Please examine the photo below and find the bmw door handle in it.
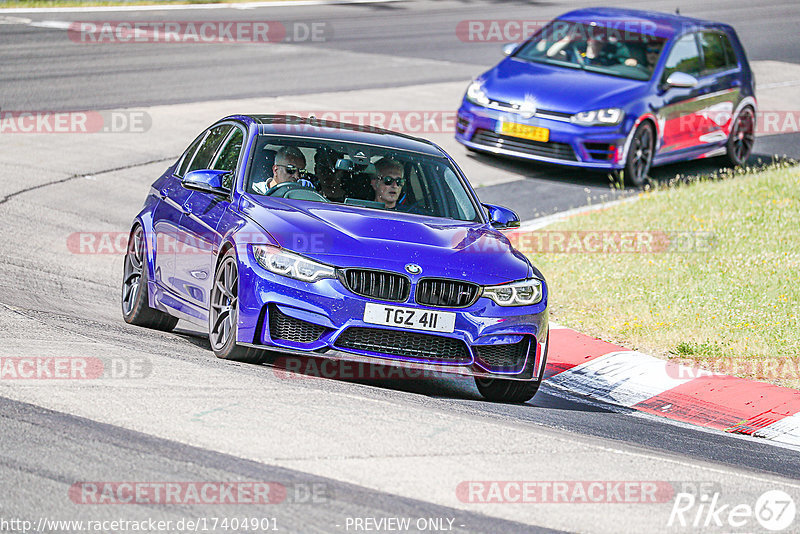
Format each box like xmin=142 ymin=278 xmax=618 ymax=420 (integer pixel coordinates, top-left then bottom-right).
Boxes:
xmin=159 ymin=187 xmax=169 ymax=199
xmin=182 ymin=204 xmax=192 ymax=215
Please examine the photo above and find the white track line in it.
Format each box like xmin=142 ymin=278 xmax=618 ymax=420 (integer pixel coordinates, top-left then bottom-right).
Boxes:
xmin=760 ymin=79 xmax=800 ymax=90
xmin=0 ymin=0 xmax=402 ymax=14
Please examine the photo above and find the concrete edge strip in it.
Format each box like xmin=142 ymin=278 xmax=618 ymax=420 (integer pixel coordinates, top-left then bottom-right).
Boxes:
xmin=522 ymin=201 xmax=800 ymax=447
xmin=0 ymin=0 xmax=402 ymax=14
xmin=544 ymin=328 xmax=800 ymax=447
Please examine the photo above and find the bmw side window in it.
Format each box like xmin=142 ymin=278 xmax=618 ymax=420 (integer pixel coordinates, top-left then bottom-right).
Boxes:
xmin=699 ymin=32 xmax=729 ymax=74
xmin=176 ymin=134 xmax=204 ymax=178
xmin=662 ymin=33 xmax=701 ymax=82
xmin=187 ymin=124 xmax=233 ymax=174
xmin=406 ymin=164 xmax=429 ymax=210
xmin=428 ymin=164 xmax=457 ymax=219
xmin=211 ymin=127 xmax=245 ymax=190
xmin=442 ymin=168 xmax=474 ymax=220
xmin=415 ymin=162 xmax=439 ymax=216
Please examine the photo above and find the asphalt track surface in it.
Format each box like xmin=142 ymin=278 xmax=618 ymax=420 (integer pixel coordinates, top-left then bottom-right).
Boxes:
xmin=3 ymin=0 xmax=800 ymax=108
xmin=2 ymin=1 xmax=800 ymax=533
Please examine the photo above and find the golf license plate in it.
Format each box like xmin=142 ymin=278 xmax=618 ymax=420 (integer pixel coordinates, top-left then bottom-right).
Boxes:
xmin=500 ymin=121 xmax=549 ymax=142
xmin=363 ymin=303 xmax=455 ymax=333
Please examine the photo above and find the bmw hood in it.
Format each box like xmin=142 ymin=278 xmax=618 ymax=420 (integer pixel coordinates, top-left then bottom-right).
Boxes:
xmin=477 ymin=58 xmax=648 ymax=114
xmin=240 ymin=196 xmax=532 ymax=285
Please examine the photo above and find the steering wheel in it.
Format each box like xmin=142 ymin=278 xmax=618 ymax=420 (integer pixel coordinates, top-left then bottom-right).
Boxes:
xmin=263 ymin=181 xmax=314 ymax=197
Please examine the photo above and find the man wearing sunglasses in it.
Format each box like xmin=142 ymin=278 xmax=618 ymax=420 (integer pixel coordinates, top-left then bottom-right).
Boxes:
xmin=253 ymin=146 xmax=314 ymax=194
xmin=370 ymin=157 xmax=406 ymax=210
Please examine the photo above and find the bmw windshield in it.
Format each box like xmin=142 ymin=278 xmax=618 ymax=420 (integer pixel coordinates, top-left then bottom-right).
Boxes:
xmin=247 ymin=134 xmax=482 ymax=223
xmin=514 ymin=20 xmax=667 ymax=81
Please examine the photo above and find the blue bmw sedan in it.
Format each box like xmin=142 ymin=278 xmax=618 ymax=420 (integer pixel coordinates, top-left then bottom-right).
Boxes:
xmin=455 ymin=8 xmax=757 ymax=186
xmin=122 ymin=115 xmax=549 ymax=403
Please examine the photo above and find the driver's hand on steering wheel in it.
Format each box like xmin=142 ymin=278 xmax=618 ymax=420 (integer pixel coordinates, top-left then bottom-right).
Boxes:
xmin=252 ymin=180 xmax=270 ymax=195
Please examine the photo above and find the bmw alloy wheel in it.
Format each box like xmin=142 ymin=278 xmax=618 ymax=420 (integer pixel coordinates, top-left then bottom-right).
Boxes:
xmin=210 ymin=255 xmax=239 ymax=352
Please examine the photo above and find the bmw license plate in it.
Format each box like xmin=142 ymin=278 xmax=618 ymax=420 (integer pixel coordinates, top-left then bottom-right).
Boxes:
xmin=500 ymin=121 xmax=549 ymax=142
xmin=363 ymin=303 xmax=456 ymax=333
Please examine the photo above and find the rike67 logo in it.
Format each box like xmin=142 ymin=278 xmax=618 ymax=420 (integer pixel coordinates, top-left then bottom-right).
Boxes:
xmin=668 ymin=487 xmax=796 ymax=531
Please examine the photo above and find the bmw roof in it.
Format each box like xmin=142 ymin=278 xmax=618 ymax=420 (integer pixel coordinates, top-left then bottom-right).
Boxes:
xmin=226 ymin=114 xmax=447 ymax=157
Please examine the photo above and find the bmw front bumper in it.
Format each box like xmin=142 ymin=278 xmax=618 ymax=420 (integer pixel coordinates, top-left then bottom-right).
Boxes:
xmin=236 ymin=246 xmax=549 ymax=382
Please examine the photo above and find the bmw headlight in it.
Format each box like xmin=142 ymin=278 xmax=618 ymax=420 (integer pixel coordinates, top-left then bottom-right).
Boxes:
xmin=483 ymin=279 xmax=543 ymax=306
xmin=252 ymin=245 xmax=336 ymax=282
xmin=570 ymin=108 xmax=624 ymax=126
xmin=465 ymin=80 xmax=490 ymax=106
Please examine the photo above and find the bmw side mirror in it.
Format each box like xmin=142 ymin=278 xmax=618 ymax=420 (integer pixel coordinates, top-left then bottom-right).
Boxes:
xmin=483 ymin=203 xmax=520 ymax=229
xmin=182 ymin=169 xmax=230 ymax=196
xmin=665 ymin=72 xmax=699 ymax=89
xmin=502 ymin=43 xmax=519 ymax=56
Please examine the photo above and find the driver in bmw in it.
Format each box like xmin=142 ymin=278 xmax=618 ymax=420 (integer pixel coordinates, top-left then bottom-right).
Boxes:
xmin=253 ymin=146 xmax=315 ymax=194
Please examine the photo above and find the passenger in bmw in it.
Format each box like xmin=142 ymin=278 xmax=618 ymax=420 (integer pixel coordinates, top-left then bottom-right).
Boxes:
xmin=253 ymin=146 xmax=315 ymax=194
xmin=312 ymin=146 xmax=347 ymax=202
xmin=370 ymin=157 xmax=406 ymax=209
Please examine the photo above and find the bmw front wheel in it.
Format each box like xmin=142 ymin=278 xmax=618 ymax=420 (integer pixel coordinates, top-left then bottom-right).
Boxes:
xmin=474 ymin=333 xmax=548 ymax=403
xmin=474 ymin=377 xmax=541 ymax=404
xmin=208 ymin=249 xmax=265 ymax=364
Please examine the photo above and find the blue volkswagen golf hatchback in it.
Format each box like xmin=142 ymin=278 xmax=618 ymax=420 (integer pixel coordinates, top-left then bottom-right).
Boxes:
xmin=455 ymin=8 xmax=756 ymax=186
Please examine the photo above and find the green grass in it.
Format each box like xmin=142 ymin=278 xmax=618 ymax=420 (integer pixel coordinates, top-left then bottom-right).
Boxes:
xmin=527 ymin=163 xmax=800 ymax=387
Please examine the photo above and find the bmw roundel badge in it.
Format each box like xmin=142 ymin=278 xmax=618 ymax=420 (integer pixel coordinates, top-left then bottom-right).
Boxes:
xmin=405 ymin=263 xmax=422 ymax=275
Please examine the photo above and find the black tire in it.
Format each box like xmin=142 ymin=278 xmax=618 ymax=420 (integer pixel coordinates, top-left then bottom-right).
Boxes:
xmin=474 ymin=333 xmax=549 ymax=404
xmin=121 ymin=226 xmax=179 ymax=332
xmin=624 ymin=121 xmax=655 ymax=188
xmin=208 ymin=249 xmax=266 ymax=364
xmin=475 ymin=376 xmax=541 ymax=404
xmin=723 ymin=107 xmax=755 ymax=167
